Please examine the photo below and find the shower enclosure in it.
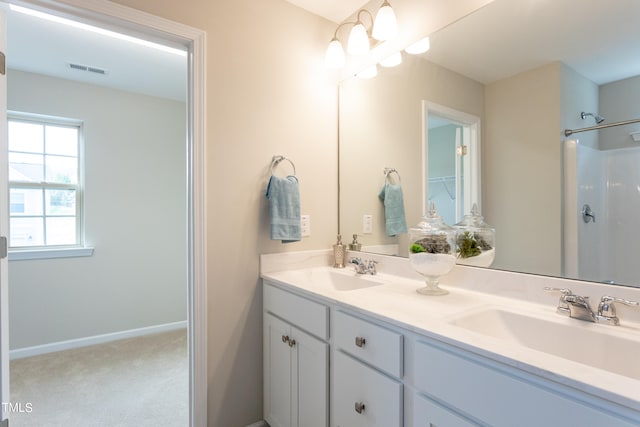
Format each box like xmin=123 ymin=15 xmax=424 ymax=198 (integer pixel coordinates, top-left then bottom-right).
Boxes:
xmin=564 ymin=139 xmax=640 ymax=286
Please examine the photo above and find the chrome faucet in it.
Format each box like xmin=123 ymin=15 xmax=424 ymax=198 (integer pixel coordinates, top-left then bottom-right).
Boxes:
xmin=564 ymin=294 xmax=596 ymax=322
xmin=545 ymin=287 xmax=640 ymax=325
xmin=544 ymin=287 xmax=572 ymax=316
xmin=349 ymin=257 xmax=377 ymax=275
xmin=596 ymin=296 xmax=640 ymax=326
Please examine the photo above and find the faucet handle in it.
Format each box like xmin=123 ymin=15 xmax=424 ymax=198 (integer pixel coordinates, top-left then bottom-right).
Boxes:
xmin=544 ymin=287 xmax=573 ymax=315
xmin=596 ymin=296 xmax=640 ymax=326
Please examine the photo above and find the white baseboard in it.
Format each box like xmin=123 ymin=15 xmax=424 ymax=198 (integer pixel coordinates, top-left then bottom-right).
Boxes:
xmin=246 ymin=421 xmax=268 ymax=427
xmin=10 ymin=320 xmax=188 ymax=360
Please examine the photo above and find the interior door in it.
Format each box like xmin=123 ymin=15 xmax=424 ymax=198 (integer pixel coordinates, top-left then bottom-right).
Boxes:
xmin=0 ymin=5 xmax=10 ymax=424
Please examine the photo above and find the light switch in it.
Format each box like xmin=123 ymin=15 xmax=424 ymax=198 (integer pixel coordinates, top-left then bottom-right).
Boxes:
xmin=301 ymin=215 xmax=311 ymax=237
xmin=363 ymin=214 xmax=373 ymax=234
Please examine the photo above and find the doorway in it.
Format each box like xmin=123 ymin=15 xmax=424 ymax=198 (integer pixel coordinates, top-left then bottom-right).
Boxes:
xmin=0 ymin=1 xmax=206 ymax=425
xmin=423 ymin=101 xmax=481 ymax=225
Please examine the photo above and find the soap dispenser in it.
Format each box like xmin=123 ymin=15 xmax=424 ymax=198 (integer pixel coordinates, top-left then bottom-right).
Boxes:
xmin=348 ymin=234 xmax=362 ymax=252
xmin=333 ymin=234 xmax=346 ymax=268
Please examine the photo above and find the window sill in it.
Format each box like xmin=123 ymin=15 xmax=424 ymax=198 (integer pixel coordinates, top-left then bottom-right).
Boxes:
xmin=9 ymin=247 xmax=95 ymax=261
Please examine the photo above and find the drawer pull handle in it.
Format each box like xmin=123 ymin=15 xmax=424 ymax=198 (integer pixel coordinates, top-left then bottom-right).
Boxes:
xmin=355 ymin=336 xmax=366 ymax=348
xmin=354 ymin=401 xmax=365 ymax=414
xmin=282 ymin=335 xmax=290 ymax=344
xmin=288 ymin=338 xmax=296 ymax=348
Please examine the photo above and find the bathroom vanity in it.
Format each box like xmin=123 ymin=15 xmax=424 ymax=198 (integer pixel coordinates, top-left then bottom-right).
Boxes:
xmin=261 ymin=250 xmax=640 ymax=427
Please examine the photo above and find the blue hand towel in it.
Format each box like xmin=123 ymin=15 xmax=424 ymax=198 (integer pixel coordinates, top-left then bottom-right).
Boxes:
xmin=266 ymin=175 xmax=301 ymax=243
xmin=379 ymin=182 xmax=407 ymax=236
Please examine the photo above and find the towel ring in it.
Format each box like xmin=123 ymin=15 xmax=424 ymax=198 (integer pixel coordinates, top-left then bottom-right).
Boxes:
xmin=271 ymin=155 xmax=296 ymax=176
xmin=384 ymin=167 xmax=401 ymax=183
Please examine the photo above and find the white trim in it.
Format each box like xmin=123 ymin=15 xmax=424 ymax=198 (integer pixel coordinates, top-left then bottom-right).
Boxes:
xmin=423 ymin=101 xmax=482 ymax=219
xmin=10 ymin=320 xmax=187 ymax=360
xmin=4 ymin=1 xmax=208 ymax=426
xmin=9 ymin=247 xmax=94 ymax=260
xmin=0 ymin=7 xmax=11 ymax=419
xmin=246 ymin=422 xmax=269 ymax=427
xmin=187 ymin=21 xmax=208 ymax=427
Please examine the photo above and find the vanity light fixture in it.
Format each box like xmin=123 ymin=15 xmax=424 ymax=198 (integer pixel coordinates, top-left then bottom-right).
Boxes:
xmin=405 ymin=36 xmax=431 ymax=55
xmin=379 ymin=51 xmax=402 ymax=68
xmin=372 ymin=0 xmax=398 ymax=41
xmin=357 ymin=64 xmax=378 ymax=79
xmin=347 ymin=12 xmax=372 ymax=55
xmin=324 ymin=1 xmax=399 ymax=69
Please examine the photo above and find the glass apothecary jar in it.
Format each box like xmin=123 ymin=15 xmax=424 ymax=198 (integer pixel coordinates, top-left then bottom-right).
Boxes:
xmin=453 ymin=203 xmax=495 ymax=268
xmin=409 ymin=203 xmax=457 ymax=296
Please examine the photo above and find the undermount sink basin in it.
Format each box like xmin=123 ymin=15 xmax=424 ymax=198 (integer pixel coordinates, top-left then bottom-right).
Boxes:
xmin=274 ymin=268 xmax=386 ymax=292
xmin=320 ymin=269 xmax=385 ymax=291
xmin=449 ymin=308 xmax=640 ymax=380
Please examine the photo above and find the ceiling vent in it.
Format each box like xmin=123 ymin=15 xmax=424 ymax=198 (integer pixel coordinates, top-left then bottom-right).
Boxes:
xmin=67 ymin=62 xmax=108 ymax=75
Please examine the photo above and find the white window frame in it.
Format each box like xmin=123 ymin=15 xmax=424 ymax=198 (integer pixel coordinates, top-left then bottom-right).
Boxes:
xmin=7 ymin=111 xmax=92 ymax=259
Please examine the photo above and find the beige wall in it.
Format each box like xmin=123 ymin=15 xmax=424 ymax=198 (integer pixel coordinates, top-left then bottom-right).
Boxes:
xmin=600 ymin=75 xmax=640 ymax=149
xmin=105 ymin=0 xmax=337 ymax=425
xmin=340 ymin=54 xmax=484 ymax=254
xmin=7 ymin=70 xmax=187 ymax=350
xmin=484 ymin=62 xmax=563 ymax=276
xmin=483 ymin=62 xmax=598 ymax=277
xmin=560 ymin=64 xmax=599 ymax=150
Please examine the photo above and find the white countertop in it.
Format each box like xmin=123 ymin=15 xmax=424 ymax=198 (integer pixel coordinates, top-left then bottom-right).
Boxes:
xmin=260 ymin=250 xmax=640 ymax=414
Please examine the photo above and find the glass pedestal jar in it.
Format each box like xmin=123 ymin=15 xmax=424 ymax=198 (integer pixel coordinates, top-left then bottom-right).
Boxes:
xmin=409 ymin=203 xmax=456 ymax=296
xmin=453 ymin=204 xmax=496 ymax=268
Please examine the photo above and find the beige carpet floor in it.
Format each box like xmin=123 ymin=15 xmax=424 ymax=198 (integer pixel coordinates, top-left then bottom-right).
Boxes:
xmin=9 ymin=329 xmax=188 ymax=427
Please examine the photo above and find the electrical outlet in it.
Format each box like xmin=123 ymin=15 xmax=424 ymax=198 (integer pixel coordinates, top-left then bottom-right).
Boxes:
xmin=301 ymin=215 xmax=311 ymax=237
xmin=363 ymin=214 xmax=373 ymax=234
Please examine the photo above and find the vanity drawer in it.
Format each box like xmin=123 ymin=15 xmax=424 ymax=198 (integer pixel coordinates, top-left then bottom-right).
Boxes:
xmin=333 ymin=350 xmax=402 ymax=427
xmin=414 ymin=392 xmax=479 ymax=427
xmin=263 ymin=282 xmax=329 ymax=340
xmin=414 ymin=340 xmax=639 ymax=427
xmin=334 ymin=310 xmax=403 ymax=378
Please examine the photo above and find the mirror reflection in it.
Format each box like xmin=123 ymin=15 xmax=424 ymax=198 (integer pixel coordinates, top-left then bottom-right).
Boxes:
xmin=338 ymin=0 xmax=640 ymax=287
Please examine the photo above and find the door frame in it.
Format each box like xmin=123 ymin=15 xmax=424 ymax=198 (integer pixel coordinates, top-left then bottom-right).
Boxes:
xmin=0 ymin=5 xmax=9 ymax=423
xmin=422 ymin=101 xmax=481 ymax=221
xmin=1 ymin=1 xmax=207 ymax=425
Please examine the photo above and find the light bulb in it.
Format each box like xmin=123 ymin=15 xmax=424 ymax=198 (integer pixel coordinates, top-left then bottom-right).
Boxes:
xmin=324 ymin=38 xmax=346 ymax=69
xmin=372 ymin=1 xmax=398 ymax=41
xmin=347 ymin=23 xmax=370 ymax=55
xmin=379 ymin=52 xmax=402 ymax=67
xmin=357 ymin=65 xmax=378 ymax=79
xmin=405 ymin=36 xmax=431 ymax=55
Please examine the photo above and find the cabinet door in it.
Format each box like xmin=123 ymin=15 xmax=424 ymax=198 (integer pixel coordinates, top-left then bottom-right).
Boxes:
xmin=264 ymin=313 xmax=292 ymax=427
xmin=333 ymin=351 xmax=403 ymax=427
xmin=292 ymin=326 xmax=328 ymax=427
xmin=414 ymin=393 xmax=478 ymax=427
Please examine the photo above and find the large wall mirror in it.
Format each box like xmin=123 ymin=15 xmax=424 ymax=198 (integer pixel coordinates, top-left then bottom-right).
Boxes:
xmin=339 ymin=0 xmax=640 ymax=288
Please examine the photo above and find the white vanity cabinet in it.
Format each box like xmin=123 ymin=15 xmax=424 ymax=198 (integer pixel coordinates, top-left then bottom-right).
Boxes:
xmin=412 ymin=340 xmax=640 ymax=427
xmin=262 ymin=276 xmax=640 ymax=427
xmin=413 ymin=392 xmax=478 ymax=427
xmin=332 ymin=310 xmax=404 ymax=427
xmin=263 ymin=283 xmax=329 ymax=427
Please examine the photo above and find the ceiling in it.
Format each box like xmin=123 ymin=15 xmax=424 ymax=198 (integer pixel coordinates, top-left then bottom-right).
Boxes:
xmin=283 ymin=0 xmax=369 ymax=23
xmin=6 ymin=0 xmax=640 ymax=102
xmin=420 ymin=0 xmax=640 ymax=86
xmin=6 ymin=6 xmax=187 ymax=102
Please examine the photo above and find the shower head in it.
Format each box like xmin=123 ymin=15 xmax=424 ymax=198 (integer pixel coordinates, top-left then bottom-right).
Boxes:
xmin=581 ymin=111 xmax=605 ymax=124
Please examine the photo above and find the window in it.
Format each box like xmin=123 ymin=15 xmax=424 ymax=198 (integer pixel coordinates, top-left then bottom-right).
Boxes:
xmin=8 ymin=113 xmax=83 ymax=250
